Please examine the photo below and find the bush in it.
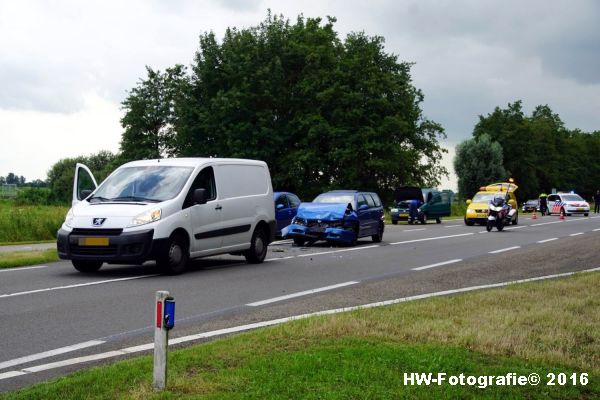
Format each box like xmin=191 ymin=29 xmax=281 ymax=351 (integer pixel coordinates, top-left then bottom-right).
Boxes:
xmin=15 ymin=188 xmax=54 ymax=205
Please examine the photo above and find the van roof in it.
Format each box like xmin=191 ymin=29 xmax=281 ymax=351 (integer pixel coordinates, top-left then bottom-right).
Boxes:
xmin=121 ymin=158 xmax=267 ymax=168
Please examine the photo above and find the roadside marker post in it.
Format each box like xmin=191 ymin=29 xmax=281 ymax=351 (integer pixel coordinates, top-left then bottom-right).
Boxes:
xmin=154 ymin=290 xmax=175 ymax=390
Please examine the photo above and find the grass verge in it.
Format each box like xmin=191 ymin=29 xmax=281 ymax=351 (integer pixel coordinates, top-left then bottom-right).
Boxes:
xmin=0 ymin=249 xmax=59 ymax=269
xmin=2 ymin=272 xmax=599 ymax=399
xmin=0 ymin=200 xmax=68 ymax=243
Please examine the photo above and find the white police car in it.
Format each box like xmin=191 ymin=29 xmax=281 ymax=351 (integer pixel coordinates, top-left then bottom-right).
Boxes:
xmin=546 ymin=193 xmax=590 ymax=216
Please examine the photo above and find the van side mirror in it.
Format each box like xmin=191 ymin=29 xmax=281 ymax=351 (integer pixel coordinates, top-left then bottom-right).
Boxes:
xmin=358 ymin=204 xmax=369 ymax=211
xmin=466 ymin=199 xmax=472 ymax=205
xmin=193 ymin=188 xmax=207 ymax=205
xmin=80 ymin=189 xmax=93 ymax=199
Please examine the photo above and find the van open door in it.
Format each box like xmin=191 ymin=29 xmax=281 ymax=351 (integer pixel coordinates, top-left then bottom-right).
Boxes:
xmin=72 ymin=163 xmax=98 ymax=206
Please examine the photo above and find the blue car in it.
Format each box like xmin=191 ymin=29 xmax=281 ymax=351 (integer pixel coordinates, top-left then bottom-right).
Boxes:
xmin=282 ymin=190 xmax=384 ymax=246
xmin=274 ymin=191 xmax=301 ymax=236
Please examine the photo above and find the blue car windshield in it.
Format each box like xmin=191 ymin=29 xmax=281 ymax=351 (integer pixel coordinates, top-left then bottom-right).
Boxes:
xmin=89 ymin=166 xmax=194 ymax=203
xmin=313 ymin=194 xmax=355 ymax=208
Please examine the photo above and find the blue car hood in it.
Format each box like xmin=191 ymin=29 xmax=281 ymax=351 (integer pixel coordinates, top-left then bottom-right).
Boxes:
xmin=296 ymin=202 xmax=352 ymax=220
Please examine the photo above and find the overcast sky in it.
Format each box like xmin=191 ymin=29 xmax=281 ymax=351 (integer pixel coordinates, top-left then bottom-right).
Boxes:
xmin=1 ymin=0 xmax=599 ymax=190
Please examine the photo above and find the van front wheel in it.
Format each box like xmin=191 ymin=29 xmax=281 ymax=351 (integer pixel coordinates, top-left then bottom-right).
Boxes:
xmin=245 ymin=227 xmax=268 ymax=264
xmin=158 ymin=234 xmax=188 ymax=275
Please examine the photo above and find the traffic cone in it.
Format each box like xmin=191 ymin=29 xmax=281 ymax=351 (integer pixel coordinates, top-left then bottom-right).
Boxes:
xmin=532 ymin=210 xmax=537 ymax=219
xmin=559 ymin=209 xmax=565 ymax=220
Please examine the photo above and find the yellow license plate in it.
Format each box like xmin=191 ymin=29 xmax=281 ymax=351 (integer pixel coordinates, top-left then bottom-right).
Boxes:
xmin=476 ymin=213 xmax=488 ymax=218
xmin=399 ymin=213 xmax=408 ymax=217
xmin=79 ymin=237 xmax=109 ymax=246
xmin=577 ymin=208 xmax=584 ymax=211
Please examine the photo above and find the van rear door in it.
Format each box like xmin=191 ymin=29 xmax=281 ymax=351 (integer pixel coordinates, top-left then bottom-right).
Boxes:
xmin=73 ymin=163 xmax=98 ymax=206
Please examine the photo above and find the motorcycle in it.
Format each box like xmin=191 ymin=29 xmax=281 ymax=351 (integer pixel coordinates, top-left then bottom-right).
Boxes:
xmin=486 ymin=196 xmax=516 ymax=232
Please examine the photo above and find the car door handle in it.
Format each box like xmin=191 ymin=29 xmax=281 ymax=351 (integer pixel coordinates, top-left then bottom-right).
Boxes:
xmin=215 ymin=205 xmax=222 ymax=210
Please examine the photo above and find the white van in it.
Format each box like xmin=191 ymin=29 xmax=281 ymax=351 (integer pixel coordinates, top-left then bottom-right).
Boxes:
xmin=57 ymin=158 xmax=277 ymax=274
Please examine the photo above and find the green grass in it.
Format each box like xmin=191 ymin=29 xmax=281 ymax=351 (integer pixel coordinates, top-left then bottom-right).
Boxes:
xmin=0 ymin=200 xmax=68 ymax=243
xmin=0 ymin=249 xmax=59 ymax=269
xmin=3 ymin=272 xmax=598 ymax=399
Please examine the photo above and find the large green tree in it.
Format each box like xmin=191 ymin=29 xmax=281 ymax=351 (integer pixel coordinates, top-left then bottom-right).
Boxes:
xmin=453 ymin=134 xmax=507 ymax=199
xmin=472 ymin=101 xmax=599 ymax=200
xmin=120 ymin=66 xmax=188 ymax=161
xmin=122 ymin=13 xmax=447 ymax=201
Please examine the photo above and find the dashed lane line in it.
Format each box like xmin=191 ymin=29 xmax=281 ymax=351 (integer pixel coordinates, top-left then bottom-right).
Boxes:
xmin=489 ymin=246 xmax=521 ymax=254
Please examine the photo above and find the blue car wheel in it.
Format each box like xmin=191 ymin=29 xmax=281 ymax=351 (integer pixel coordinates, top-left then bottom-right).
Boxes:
xmin=293 ymin=237 xmax=305 ymax=246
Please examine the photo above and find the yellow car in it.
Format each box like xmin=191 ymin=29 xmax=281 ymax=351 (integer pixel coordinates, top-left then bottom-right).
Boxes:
xmin=464 ymin=182 xmax=518 ymax=226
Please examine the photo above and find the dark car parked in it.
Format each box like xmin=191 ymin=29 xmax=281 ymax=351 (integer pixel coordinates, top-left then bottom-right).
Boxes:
xmin=282 ymin=190 xmax=384 ymax=246
xmin=274 ymin=191 xmax=301 ymax=236
xmin=522 ymin=199 xmax=539 ymax=213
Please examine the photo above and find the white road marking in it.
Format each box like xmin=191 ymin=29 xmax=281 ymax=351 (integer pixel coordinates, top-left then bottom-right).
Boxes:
xmin=0 ymin=340 xmax=105 ymax=370
xmin=3 ymin=266 xmax=600 ymax=381
xmin=390 ymin=232 xmax=473 ymax=245
xmin=295 ymin=245 xmax=381 ymax=258
xmin=402 ymin=228 xmax=426 ymax=232
xmin=23 ymin=351 xmax=126 ymax=373
xmin=246 ymin=281 xmax=359 ymax=306
xmin=489 ymin=246 xmax=521 ymax=254
xmin=0 ymin=371 xmax=27 ymax=380
xmin=593 ymin=228 xmax=600 ymax=232
xmin=569 ymin=232 xmax=584 ymax=237
xmin=504 ymin=225 xmax=527 ymax=230
xmin=264 ymin=255 xmax=296 ymax=262
xmin=270 ymin=239 xmax=293 ymax=246
xmin=537 ymin=238 xmax=558 ymax=244
xmin=269 ymin=232 xmax=475 ymax=262
xmin=265 ymin=244 xmax=382 ymax=262
xmin=531 ymin=221 xmax=563 ymax=227
xmin=412 ymin=259 xmax=463 ymax=271
xmin=0 ymin=275 xmax=159 ymax=299
xmin=444 ymin=224 xmax=461 ymax=228
xmin=0 ymin=265 xmax=48 ymax=273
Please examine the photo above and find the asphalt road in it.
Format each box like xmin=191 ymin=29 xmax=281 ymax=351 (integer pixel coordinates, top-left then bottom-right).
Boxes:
xmin=1 ymin=213 xmax=600 ymax=391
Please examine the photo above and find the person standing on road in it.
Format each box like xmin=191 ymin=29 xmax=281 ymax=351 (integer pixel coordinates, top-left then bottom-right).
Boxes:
xmin=408 ymin=199 xmax=420 ymax=224
xmin=539 ymin=193 xmax=548 ymax=216
xmin=594 ymin=190 xmax=600 ymax=214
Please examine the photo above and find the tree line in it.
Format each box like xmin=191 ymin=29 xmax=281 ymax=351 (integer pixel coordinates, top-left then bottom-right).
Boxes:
xmin=35 ymin=13 xmax=599 ymax=206
xmin=117 ymin=13 xmax=447 ymax=202
xmin=454 ymin=101 xmax=600 ymax=201
xmin=0 ymin=173 xmax=46 ymax=187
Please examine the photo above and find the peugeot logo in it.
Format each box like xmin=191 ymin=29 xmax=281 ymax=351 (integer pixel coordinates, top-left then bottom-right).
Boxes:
xmin=93 ymin=218 xmax=107 ymax=226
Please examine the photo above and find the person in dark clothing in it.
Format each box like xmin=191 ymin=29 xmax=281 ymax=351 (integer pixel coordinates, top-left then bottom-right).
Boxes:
xmin=594 ymin=190 xmax=600 ymax=214
xmin=408 ymin=199 xmax=422 ymax=224
xmin=539 ymin=193 xmax=548 ymax=216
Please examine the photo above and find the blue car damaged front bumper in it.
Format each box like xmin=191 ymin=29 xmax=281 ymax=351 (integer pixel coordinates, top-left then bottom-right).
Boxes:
xmin=282 ymin=224 xmax=357 ymax=244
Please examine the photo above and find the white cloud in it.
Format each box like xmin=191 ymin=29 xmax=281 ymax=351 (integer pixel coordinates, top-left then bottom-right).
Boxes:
xmin=0 ymin=0 xmax=598 ymax=183
xmin=0 ymin=92 xmax=121 ymax=180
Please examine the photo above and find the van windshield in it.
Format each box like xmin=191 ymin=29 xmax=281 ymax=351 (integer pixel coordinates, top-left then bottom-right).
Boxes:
xmin=89 ymin=166 xmax=194 ymax=203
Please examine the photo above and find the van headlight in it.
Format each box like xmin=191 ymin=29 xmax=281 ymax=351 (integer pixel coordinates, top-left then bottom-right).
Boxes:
xmin=128 ymin=209 xmax=162 ymax=227
xmin=391 ymin=208 xmax=399 ymax=213
xmin=64 ymin=208 xmax=74 ymax=228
